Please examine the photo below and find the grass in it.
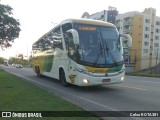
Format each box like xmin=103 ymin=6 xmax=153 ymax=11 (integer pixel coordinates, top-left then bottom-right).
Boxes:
xmin=126 ymin=72 xmax=160 ymax=78
xmin=0 ymin=68 xmax=100 ymax=120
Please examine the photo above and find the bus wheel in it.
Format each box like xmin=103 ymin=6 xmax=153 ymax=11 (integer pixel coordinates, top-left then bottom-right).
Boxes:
xmin=60 ymin=70 xmax=68 ymax=87
xmin=36 ymin=66 xmax=42 ymax=78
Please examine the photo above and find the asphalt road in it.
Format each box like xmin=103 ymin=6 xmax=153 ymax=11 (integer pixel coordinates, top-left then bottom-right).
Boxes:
xmin=1 ymin=65 xmax=160 ymax=120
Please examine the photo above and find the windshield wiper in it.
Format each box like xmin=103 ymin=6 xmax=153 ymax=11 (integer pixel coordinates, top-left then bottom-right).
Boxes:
xmin=105 ymin=41 xmax=119 ymax=66
xmin=93 ymin=42 xmax=104 ymax=66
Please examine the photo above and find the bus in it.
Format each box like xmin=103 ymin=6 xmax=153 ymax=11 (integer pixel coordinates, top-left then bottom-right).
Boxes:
xmin=32 ymin=18 xmax=132 ymax=86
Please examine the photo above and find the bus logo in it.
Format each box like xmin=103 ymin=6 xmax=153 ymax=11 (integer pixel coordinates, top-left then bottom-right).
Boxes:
xmin=2 ymin=112 xmax=11 ymax=117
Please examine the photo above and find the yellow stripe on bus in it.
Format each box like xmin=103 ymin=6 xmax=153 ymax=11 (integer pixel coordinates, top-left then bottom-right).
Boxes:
xmin=84 ymin=66 xmax=108 ymax=73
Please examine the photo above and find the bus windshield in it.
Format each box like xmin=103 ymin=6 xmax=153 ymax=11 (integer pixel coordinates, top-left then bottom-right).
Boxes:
xmin=73 ymin=23 xmax=123 ymax=67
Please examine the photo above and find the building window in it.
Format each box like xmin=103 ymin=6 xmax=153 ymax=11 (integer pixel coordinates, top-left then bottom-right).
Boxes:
xmin=145 ymin=19 xmax=150 ymax=23
xmin=153 ymin=50 xmax=158 ymax=55
xmin=116 ymin=20 xmax=120 ymax=26
xmin=143 ymin=49 xmax=149 ymax=53
xmin=144 ymin=34 xmax=149 ymax=38
xmin=155 ymin=29 xmax=160 ymax=33
xmin=156 ymin=21 xmax=160 ymax=26
xmin=155 ymin=36 xmax=159 ymax=40
xmin=154 ymin=43 xmax=159 ymax=47
xmin=145 ymin=27 xmax=150 ymax=31
xmin=144 ymin=42 xmax=149 ymax=46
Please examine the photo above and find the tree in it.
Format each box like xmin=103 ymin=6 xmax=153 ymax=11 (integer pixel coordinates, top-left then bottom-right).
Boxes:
xmin=9 ymin=56 xmax=31 ymax=66
xmin=0 ymin=3 xmax=21 ymax=49
xmin=0 ymin=57 xmax=4 ymax=64
xmin=29 ymin=55 xmax=32 ymax=63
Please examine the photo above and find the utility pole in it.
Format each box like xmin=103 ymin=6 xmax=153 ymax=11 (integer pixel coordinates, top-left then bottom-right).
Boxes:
xmin=156 ymin=49 xmax=159 ymax=65
xmin=27 ymin=41 xmax=28 ymax=59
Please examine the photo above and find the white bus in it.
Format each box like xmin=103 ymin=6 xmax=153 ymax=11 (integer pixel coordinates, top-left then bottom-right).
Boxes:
xmin=32 ymin=18 xmax=132 ymax=86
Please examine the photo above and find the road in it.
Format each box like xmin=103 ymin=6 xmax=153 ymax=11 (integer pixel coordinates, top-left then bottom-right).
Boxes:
xmin=1 ymin=65 xmax=160 ymax=120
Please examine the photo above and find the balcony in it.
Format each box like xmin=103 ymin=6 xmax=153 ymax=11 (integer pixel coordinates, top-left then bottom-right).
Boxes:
xmin=123 ymin=21 xmax=131 ymax=26
xmin=123 ymin=48 xmax=129 ymax=55
xmin=123 ymin=29 xmax=130 ymax=34
xmin=116 ymin=23 xmax=120 ymax=27
xmin=123 ymin=43 xmax=129 ymax=48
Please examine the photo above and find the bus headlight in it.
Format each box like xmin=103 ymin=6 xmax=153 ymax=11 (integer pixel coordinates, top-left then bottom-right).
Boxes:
xmin=83 ymin=78 xmax=89 ymax=84
xmin=121 ymin=77 xmax=124 ymax=81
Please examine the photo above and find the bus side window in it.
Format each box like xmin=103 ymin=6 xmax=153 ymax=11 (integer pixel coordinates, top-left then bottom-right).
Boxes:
xmin=62 ymin=23 xmax=72 ymax=52
xmin=68 ymin=33 xmax=75 ymax=56
xmin=62 ymin=23 xmax=72 ymax=33
xmin=51 ymin=27 xmax=63 ymax=50
xmin=64 ymin=32 xmax=77 ymax=61
xmin=37 ymin=39 xmax=44 ymax=52
xmin=41 ymin=37 xmax=51 ymax=51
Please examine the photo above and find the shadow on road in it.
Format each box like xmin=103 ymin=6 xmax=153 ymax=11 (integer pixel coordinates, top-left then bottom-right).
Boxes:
xmin=35 ymin=75 xmax=121 ymax=93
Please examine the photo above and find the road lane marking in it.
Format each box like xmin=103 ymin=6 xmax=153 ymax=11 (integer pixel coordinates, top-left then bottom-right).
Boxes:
xmin=5 ymin=70 xmax=144 ymax=120
xmin=126 ymin=76 xmax=160 ymax=81
xmin=126 ymin=77 xmax=160 ymax=84
xmin=115 ymin=84 xmax=148 ymax=91
xmin=140 ymin=80 xmax=160 ymax=84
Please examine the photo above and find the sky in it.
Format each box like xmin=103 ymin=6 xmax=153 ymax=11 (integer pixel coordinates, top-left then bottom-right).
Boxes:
xmin=1 ymin=0 xmax=160 ymax=59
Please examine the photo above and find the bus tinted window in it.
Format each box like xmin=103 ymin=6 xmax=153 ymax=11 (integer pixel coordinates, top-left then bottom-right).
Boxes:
xmin=52 ymin=27 xmax=63 ymax=50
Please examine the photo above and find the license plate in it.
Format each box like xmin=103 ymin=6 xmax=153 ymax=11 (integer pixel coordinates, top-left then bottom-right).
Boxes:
xmin=102 ymin=79 xmax=111 ymax=82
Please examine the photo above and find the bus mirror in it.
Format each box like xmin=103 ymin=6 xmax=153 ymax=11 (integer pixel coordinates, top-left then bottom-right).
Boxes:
xmin=66 ymin=29 xmax=79 ymax=45
xmin=120 ymin=34 xmax=132 ymax=48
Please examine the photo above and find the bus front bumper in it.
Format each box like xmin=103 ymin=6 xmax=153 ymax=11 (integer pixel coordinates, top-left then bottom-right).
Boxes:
xmin=77 ymin=71 xmax=125 ymax=86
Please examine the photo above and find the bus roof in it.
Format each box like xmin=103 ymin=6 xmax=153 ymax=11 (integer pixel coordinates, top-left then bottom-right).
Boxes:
xmin=60 ymin=18 xmax=116 ymax=28
xmin=33 ymin=18 xmax=116 ymax=45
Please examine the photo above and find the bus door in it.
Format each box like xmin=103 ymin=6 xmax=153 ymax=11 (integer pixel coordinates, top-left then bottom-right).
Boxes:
xmin=66 ymin=33 xmax=78 ymax=84
xmin=62 ymin=23 xmax=78 ymax=84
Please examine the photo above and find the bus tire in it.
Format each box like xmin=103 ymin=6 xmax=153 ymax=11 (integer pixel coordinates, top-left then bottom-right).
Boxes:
xmin=60 ymin=69 xmax=68 ymax=87
xmin=36 ymin=66 xmax=42 ymax=78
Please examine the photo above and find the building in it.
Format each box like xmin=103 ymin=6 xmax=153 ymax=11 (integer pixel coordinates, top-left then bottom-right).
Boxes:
xmin=116 ymin=8 xmax=160 ymax=71
xmin=81 ymin=6 xmax=118 ymax=24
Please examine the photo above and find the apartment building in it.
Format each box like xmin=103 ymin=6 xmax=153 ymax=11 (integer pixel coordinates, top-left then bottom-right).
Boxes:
xmin=116 ymin=8 xmax=160 ymax=71
xmin=81 ymin=6 xmax=118 ymax=24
